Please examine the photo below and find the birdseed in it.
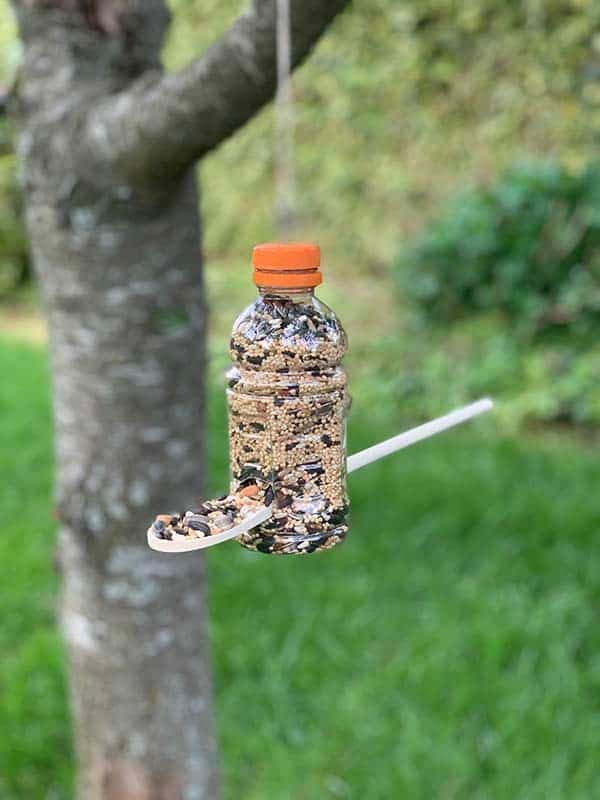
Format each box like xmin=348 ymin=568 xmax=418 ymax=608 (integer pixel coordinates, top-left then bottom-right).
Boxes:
xmin=149 ymin=493 xmax=264 ymax=541
xmin=227 ymin=292 xmax=350 ymax=555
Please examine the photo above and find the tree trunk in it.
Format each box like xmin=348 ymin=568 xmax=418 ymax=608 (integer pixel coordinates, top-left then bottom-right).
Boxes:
xmin=24 ymin=120 xmax=218 ymax=800
xmin=12 ymin=6 xmax=218 ymax=798
xmin=25 ymin=146 xmax=218 ymax=799
xmin=9 ymin=0 xmax=349 ymax=797
xmin=46 ymin=172 xmax=217 ymax=800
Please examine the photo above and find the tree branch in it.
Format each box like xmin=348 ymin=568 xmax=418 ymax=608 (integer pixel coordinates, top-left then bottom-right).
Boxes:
xmin=84 ymin=0 xmax=350 ymax=183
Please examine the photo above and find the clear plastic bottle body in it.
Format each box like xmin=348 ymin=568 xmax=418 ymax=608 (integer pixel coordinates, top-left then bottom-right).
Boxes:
xmin=227 ymin=287 xmax=349 ymax=554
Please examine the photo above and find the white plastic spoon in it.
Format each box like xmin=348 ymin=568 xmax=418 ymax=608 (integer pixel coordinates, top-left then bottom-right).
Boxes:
xmin=147 ymin=397 xmax=494 ymax=553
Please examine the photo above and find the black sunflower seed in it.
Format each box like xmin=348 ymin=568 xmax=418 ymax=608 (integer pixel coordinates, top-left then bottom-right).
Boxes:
xmin=190 ymin=520 xmax=211 ymax=534
xmin=301 ymin=461 xmax=323 ymax=473
xmin=186 ymin=513 xmax=209 ymax=529
xmin=239 ymin=464 xmax=260 ymax=481
xmin=329 ymin=509 xmax=347 ymax=525
xmin=264 ymin=486 xmax=275 ymax=506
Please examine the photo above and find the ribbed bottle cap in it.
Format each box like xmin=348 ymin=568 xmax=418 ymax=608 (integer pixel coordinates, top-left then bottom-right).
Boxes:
xmin=252 ymin=242 xmax=322 ymax=288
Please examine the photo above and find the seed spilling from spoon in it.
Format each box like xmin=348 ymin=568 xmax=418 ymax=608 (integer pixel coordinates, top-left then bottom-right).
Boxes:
xmin=150 ymin=490 xmax=264 ymax=542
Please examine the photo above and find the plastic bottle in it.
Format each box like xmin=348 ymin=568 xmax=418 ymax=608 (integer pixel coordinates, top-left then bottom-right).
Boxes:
xmin=227 ymin=243 xmax=349 ymax=554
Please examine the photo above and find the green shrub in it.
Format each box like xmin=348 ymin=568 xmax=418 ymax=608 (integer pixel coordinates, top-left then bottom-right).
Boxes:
xmin=395 ymin=161 xmax=600 ymax=337
xmin=392 ymin=161 xmax=600 ymax=428
xmin=394 ymin=318 xmax=600 ymax=429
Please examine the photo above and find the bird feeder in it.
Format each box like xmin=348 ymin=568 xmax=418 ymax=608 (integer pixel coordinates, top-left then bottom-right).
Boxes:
xmin=147 ymin=243 xmax=492 ymax=555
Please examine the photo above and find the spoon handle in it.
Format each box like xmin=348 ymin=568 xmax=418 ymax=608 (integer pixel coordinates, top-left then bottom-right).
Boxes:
xmin=347 ymin=398 xmax=494 ymax=474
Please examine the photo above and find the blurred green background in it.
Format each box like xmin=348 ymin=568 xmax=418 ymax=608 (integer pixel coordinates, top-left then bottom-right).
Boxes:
xmin=1 ymin=1 xmax=599 ymax=798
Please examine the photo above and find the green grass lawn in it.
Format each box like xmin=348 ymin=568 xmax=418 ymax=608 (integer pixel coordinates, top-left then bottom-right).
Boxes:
xmin=1 ymin=336 xmax=599 ymax=800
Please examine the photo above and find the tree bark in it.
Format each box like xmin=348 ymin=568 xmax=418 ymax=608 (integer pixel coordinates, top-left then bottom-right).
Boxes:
xmin=8 ymin=1 xmax=349 ymax=797
xmin=16 ymin=91 xmax=218 ymax=800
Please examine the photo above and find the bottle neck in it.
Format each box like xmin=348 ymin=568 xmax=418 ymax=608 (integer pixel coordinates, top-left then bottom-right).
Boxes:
xmin=258 ymin=286 xmax=315 ymax=302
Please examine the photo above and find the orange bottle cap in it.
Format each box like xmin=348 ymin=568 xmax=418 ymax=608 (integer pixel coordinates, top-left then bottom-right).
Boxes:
xmin=252 ymin=242 xmax=322 ymax=288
